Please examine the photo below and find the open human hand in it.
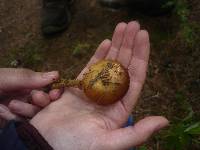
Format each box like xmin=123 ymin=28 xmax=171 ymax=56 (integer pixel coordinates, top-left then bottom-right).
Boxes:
xmin=30 ymin=21 xmax=169 ymax=150
xmin=0 ymin=68 xmax=61 ymax=126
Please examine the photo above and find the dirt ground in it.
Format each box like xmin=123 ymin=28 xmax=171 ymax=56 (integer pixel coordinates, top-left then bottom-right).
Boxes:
xmin=0 ymin=0 xmax=200 ymax=149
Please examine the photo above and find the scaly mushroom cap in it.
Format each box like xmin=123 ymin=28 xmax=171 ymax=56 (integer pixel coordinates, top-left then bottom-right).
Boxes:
xmin=82 ymin=60 xmax=130 ymax=105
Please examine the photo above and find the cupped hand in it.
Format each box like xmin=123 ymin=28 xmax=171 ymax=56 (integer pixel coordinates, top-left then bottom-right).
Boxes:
xmin=0 ymin=68 xmax=61 ymax=126
xmin=30 ymin=21 xmax=169 ymax=150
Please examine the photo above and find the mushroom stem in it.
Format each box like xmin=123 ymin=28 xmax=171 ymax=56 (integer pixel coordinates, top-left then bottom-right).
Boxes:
xmin=51 ymin=79 xmax=82 ymax=89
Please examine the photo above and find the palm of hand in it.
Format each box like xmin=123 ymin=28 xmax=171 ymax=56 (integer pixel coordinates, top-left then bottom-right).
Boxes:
xmin=31 ymin=89 xmax=129 ymax=150
xmin=31 ymin=22 xmax=168 ymax=150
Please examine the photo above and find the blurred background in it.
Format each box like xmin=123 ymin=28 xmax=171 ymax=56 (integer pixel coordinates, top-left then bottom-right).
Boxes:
xmin=0 ymin=0 xmax=199 ymax=149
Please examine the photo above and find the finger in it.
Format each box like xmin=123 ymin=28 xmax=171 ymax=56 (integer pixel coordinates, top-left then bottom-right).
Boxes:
xmin=31 ymin=90 xmax=51 ymax=107
xmin=49 ymin=89 xmax=63 ymax=101
xmin=0 ymin=68 xmax=59 ymax=91
xmin=0 ymin=104 xmax=22 ymax=121
xmin=117 ymin=21 xmax=140 ymax=67
xmin=122 ymin=30 xmax=150 ymax=112
xmin=106 ymin=22 xmax=127 ymax=60
xmin=8 ymin=100 xmax=40 ymax=118
xmin=100 ymin=116 xmax=168 ymax=150
xmin=77 ymin=39 xmax=111 ymax=80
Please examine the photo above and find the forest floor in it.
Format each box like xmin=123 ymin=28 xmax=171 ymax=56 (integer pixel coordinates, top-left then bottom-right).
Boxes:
xmin=0 ymin=0 xmax=200 ymax=149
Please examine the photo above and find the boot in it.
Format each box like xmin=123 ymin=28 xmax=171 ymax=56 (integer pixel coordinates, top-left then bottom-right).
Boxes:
xmin=99 ymin=0 xmax=174 ymax=16
xmin=41 ymin=0 xmax=73 ymax=35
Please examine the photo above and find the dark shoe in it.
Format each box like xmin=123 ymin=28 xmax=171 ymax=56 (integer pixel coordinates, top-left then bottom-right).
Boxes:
xmin=99 ymin=0 xmax=174 ymax=16
xmin=42 ymin=0 xmax=73 ymax=35
xmin=130 ymin=0 xmax=175 ymax=16
xmin=99 ymin=0 xmax=130 ymax=9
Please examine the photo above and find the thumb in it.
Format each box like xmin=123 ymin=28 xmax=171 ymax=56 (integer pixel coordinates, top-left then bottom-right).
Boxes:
xmin=100 ymin=116 xmax=169 ymax=150
xmin=0 ymin=68 xmax=59 ymax=91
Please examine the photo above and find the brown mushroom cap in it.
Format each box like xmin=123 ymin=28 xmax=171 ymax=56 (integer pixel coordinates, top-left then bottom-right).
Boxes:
xmin=82 ymin=60 xmax=130 ymax=105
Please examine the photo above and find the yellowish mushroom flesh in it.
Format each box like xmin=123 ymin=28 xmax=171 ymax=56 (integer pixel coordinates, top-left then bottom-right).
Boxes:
xmin=81 ymin=60 xmax=130 ymax=105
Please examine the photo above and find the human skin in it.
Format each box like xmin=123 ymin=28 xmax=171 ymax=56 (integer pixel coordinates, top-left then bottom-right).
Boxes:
xmin=0 ymin=69 xmax=61 ymax=125
xmin=30 ymin=21 xmax=169 ymax=150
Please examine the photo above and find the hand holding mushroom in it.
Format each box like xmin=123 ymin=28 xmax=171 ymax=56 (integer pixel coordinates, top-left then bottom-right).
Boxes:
xmin=0 ymin=69 xmax=60 ymax=126
xmin=30 ymin=21 xmax=169 ymax=150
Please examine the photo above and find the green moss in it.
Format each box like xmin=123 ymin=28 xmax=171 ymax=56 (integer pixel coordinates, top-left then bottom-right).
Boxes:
xmin=1 ymin=42 xmax=44 ymax=70
xmin=72 ymin=43 xmax=91 ymax=57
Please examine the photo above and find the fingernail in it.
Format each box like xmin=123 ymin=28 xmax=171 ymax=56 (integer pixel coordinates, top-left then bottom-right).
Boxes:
xmin=43 ymin=71 xmax=58 ymax=80
xmin=155 ymin=118 xmax=169 ymax=132
xmin=9 ymin=100 xmax=19 ymax=107
xmin=0 ymin=105 xmax=8 ymax=113
xmin=30 ymin=90 xmax=37 ymax=95
xmin=9 ymin=101 xmax=20 ymax=112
